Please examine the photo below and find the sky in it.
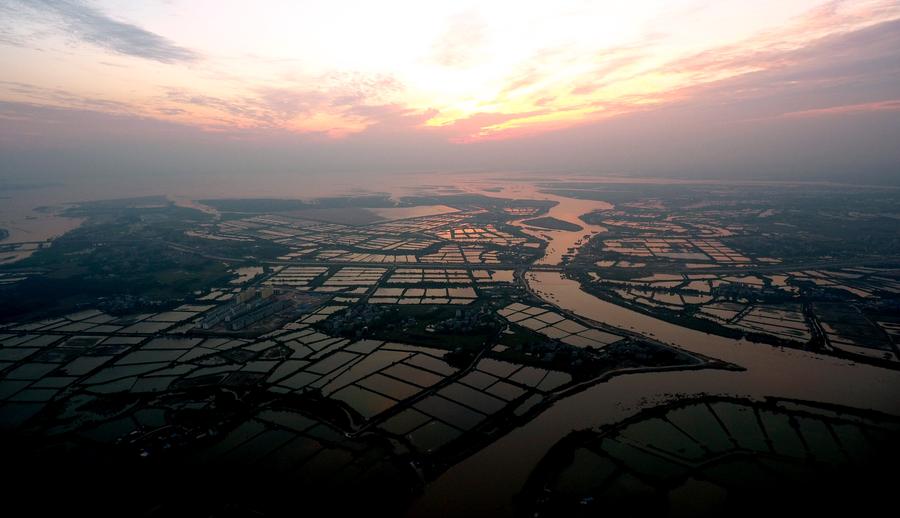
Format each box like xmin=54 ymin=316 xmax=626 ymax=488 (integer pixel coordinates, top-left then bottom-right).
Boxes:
xmin=1 ymin=0 xmax=899 ymax=185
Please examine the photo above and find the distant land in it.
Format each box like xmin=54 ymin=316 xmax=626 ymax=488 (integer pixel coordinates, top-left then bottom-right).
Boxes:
xmin=1 ymin=175 xmax=899 ymax=517
xmin=199 ymin=195 xmax=395 ymax=213
xmin=522 ymin=216 xmax=583 ymax=232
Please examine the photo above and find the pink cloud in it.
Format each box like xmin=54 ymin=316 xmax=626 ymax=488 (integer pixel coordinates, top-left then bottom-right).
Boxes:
xmin=777 ymin=99 xmax=900 ymax=119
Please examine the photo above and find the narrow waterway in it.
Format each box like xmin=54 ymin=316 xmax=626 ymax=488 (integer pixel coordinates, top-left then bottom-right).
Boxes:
xmin=407 ymin=179 xmax=900 ymax=517
xmin=408 ymin=272 xmax=900 ymax=517
xmin=457 ymin=178 xmax=610 ymax=265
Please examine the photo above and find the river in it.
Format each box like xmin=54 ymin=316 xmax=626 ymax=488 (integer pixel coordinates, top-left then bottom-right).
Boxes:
xmin=455 ymin=177 xmax=610 ymax=265
xmin=406 ymin=178 xmax=900 ymax=517
xmin=8 ymin=173 xmax=899 ymax=515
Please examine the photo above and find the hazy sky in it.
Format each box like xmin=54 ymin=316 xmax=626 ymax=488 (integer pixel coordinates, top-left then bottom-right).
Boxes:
xmin=1 ymin=1 xmax=899 ymax=184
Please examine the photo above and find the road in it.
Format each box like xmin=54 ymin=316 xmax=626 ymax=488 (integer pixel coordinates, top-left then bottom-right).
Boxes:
xmin=165 ymin=241 xmax=565 ymax=271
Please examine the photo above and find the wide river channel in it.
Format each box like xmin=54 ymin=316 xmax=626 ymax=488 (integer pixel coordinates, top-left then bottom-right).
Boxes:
xmin=407 ymin=177 xmax=900 ymax=517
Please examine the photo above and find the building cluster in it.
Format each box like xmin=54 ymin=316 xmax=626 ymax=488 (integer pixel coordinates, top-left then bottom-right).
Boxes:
xmin=197 ymin=287 xmax=287 ymax=330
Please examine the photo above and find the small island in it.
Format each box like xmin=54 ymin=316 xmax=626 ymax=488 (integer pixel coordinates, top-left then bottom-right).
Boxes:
xmin=521 ymin=216 xmax=583 ymax=232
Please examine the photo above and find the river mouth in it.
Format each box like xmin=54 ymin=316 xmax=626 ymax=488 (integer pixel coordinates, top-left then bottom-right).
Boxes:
xmin=454 ymin=178 xmax=610 ymax=266
xmin=3 ymin=174 xmax=898 ymax=517
xmin=407 ymin=177 xmax=900 ymax=517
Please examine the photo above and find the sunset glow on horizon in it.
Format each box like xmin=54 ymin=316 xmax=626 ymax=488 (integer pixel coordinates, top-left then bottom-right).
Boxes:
xmin=2 ymin=0 xmax=899 ymax=142
xmin=1 ymin=0 xmax=900 ymax=183
xmin=4 ymin=4 xmax=900 ymax=515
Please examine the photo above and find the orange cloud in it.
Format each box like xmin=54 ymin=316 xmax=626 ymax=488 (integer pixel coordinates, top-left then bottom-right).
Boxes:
xmin=3 ymin=1 xmax=900 ymax=146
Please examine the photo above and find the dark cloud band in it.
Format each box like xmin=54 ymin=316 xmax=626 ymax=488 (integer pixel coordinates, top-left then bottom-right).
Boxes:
xmin=10 ymin=0 xmax=198 ymax=63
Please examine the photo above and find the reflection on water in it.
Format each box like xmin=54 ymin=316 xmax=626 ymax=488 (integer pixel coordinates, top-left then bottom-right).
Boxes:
xmin=409 ymin=233 xmax=900 ymax=518
xmin=456 ymin=179 xmax=611 ymax=265
xmin=0 ymin=188 xmax=85 ymax=263
xmin=525 ymin=271 xmax=900 ymax=412
xmin=518 ymin=396 xmax=900 ymax=517
xmin=0 ymin=172 xmax=420 ymax=262
xmin=5 ymin=172 xmax=900 ymax=516
xmin=0 ymin=187 xmax=84 ymax=248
